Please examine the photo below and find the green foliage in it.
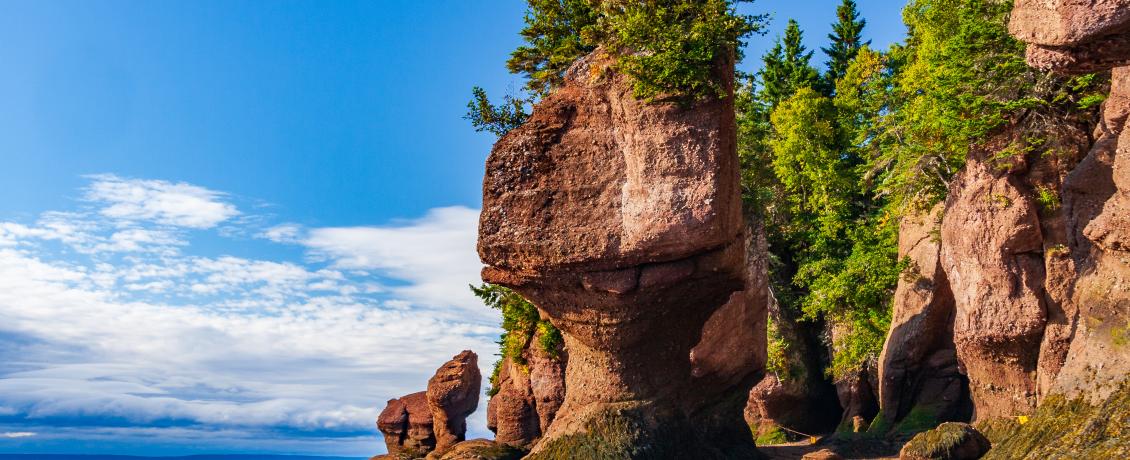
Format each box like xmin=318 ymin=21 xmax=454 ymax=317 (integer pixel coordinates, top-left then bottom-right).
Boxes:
xmin=821 ymin=0 xmax=869 ymax=89
xmin=507 ymin=0 xmax=601 ymax=97
xmin=758 ymin=20 xmax=820 ymax=109
xmin=471 ymin=283 xmax=562 ymax=395
xmin=765 ymin=315 xmax=791 ymax=379
xmin=754 ymin=425 xmax=789 ymax=445
xmin=507 ymin=0 xmax=765 ymax=102
xmin=465 ymin=86 xmax=530 ymax=137
xmin=1036 ymin=185 xmax=1061 ymax=213
xmin=594 ymin=0 xmax=766 ymax=101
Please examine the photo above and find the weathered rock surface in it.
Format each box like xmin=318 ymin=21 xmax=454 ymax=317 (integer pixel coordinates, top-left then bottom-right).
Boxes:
xmin=745 ymin=292 xmax=840 ymax=442
xmin=478 ymin=50 xmax=761 ymax=458
xmin=899 ymin=422 xmax=990 ymax=460
xmin=1010 ymin=0 xmax=1130 ymax=406
xmin=486 ymin=329 xmax=566 ymax=447
xmin=426 ymin=351 xmax=482 ymax=459
xmin=801 ymin=448 xmax=845 ymax=460
xmin=378 ymin=391 xmax=436 ymax=457
xmin=877 ymin=205 xmax=972 ymax=432
xmin=375 ymin=351 xmax=482 ymax=460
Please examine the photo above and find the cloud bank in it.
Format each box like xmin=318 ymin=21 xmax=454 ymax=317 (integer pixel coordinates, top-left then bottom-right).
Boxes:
xmin=0 ymin=175 xmax=496 ymax=456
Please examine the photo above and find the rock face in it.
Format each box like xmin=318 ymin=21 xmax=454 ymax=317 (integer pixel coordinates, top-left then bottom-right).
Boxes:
xmin=378 ymin=392 xmax=436 ymax=457
xmin=878 ymin=205 xmax=971 ymax=432
xmin=375 ymin=351 xmax=482 ymax=459
xmin=426 ymin=351 xmax=482 ymax=458
xmin=478 ymin=50 xmax=761 ymax=458
xmin=745 ymin=299 xmax=840 ymax=441
xmin=486 ymin=330 xmax=566 ymax=448
xmin=1009 ymin=0 xmax=1130 ymax=405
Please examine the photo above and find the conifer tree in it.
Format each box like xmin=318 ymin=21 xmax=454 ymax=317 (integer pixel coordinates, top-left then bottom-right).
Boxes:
xmin=821 ymin=0 xmax=869 ymax=90
xmin=758 ymin=19 xmax=820 ymax=109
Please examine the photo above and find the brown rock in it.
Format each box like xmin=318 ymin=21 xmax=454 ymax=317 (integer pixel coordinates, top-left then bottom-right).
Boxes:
xmin=377 ymin=391 xmax=436 ymax=457
xmin=478 ymin=50 xmax=760 ymax=458
xmin=436 ymin=439 xmax=525 ymax=460
xmin=1009 ymin=0 xmax=1130 ymax=406
xmin=877 ymin=205 xmax=972 ymax=431
xmin=426 ymin=350 xmax=482 ymax=458
xmin=486 ymin=328 xmax=566 ymax=448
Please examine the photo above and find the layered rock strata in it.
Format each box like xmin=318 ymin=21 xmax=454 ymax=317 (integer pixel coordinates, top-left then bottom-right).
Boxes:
xmin=478 ymin=50 xmax=763 ymax=458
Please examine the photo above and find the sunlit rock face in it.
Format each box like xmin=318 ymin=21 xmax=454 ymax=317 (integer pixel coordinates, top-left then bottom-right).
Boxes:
xmin=478 ymin=50 xmax=764 ymax=458
xmin=374 ymin=351 xmax=481 ymax=460
xmin=1010 ymin=0 xmax=1130 ymax=404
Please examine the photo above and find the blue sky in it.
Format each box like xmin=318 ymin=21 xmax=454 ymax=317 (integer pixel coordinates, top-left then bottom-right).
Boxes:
xmin=0 ymin=0 xmax=906 ymax=456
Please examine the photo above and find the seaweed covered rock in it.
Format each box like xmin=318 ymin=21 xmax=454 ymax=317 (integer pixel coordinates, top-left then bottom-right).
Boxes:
xmin=478 ymin=50 xmax=762 ymax=458
xmin=898 ymin=422 xmax=990 ymax=460
xmin=436 ymin=439 xmax=526 ymax=460
xmin=979 ymin=381 xmax=1130 ymax=459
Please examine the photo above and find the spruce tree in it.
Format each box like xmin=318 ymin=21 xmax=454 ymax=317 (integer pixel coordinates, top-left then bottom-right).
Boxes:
xmin=758 ymin=19 xmax=820 ymax=109
xmin=821 ymin=0 xmax=869 ymax=92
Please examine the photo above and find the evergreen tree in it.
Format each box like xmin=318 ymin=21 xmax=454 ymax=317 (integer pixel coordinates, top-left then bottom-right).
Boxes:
xmin=758 ymin=19 xmax=820 ymax=109
xmin=821 ymin=0 xmax=869 ymax=91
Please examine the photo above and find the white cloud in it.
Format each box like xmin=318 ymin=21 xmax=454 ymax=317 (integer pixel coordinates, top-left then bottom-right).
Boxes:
xmin=83 ymin=174 xmax=239 ymax=229
xmin=0 ymin=177 xmax=499 ymax=455
xmin=259 ymin=223 xmax=304 ymax=244
xmin=304 ymin=206 xmax=485 ymax=314
xmin=1 ymin=432 xmax=36 ymax=438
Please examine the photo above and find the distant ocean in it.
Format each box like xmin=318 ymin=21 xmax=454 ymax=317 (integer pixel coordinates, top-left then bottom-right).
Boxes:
xmin=0 ymin=456 xmax=367 ymax=460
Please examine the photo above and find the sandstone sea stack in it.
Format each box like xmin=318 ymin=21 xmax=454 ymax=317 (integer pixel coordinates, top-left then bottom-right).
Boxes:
xmin=478 ymin=50 xmax=764 ymax=458
xmin=1008 ymin=0 xmax=1130 ymax=404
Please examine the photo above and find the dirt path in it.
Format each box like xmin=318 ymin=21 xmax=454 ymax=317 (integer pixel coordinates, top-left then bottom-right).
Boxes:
xmin=758 ymin=437 xmax=902 ymax=459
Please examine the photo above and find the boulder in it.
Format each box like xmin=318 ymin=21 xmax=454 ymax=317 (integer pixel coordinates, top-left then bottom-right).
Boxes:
xmin=802 ymin=449 xmax=846 ymax=460
xmin=436 ymin=439 xmax=525 ymax=460
xmin=899 ymin=422 xmax=990 ymax=460
xmin=426 ymin=350 xmax=482 ymax=458
xmin=478 ymin=50 xmax=763 ymax=458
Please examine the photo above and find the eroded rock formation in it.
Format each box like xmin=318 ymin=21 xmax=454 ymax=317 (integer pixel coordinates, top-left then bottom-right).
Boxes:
xmin=378 ymin=391 xmax=436 ymax=458
xmin=375 ymin=351 xmax=482 ymax=460
xmin=486 ymin=329 xmax=566 ymax=448
xmin=877 ymin=206 xmax=972 ymax=432
xmin=1008 ymin=0 xmax=1130 ymax=405
xmin=426 ymin=350 xmax=482 ymax=458
xmin=478 ymin=50 xmax=763 ymax=458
